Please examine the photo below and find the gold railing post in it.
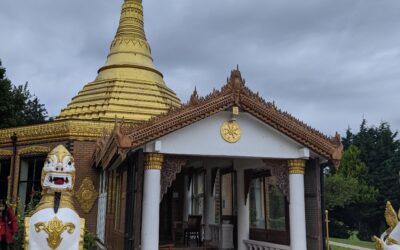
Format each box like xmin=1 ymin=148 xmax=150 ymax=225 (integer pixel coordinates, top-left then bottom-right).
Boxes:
xmin=325 ymin=209 xmax=330 ymax=250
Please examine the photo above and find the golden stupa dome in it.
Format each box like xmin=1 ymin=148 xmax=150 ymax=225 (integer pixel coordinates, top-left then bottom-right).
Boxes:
xmin=57 ymin=0 xmax=181 ymax=122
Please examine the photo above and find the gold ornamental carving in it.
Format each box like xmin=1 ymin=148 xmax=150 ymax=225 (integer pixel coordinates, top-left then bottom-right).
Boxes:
xmin=19 ymin=146 xmax=50 ymax=156
xmin=0 ymin=149 xmax=12 ymax=157
xmin=0 ymin=120 xmax=114 ymax=146
xmin=34 ymin=217 xmax=75 ymax=250
xmin=220 ymin=120 xmax=241 ymax=143
xmin=76 ymin=177 xmax=98 ymax=213
xmin=144 ymin=153 xmax=164 ymax=170
xmin=287 ymin=159 xmax=306 ymax=175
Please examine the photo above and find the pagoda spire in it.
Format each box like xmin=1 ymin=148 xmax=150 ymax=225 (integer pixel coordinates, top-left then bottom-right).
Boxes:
xmin=57 ymin=0 xmax=180 ymax=122
xmin=98 ymin=0 xmax=157 ymax=74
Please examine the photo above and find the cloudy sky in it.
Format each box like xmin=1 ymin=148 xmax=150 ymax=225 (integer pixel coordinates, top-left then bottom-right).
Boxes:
xmin=1 ymin=0 xmax=399 ymax=137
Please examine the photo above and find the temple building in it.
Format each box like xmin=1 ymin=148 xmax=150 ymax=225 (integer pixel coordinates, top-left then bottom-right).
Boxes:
xmin=0 ymin=0 xmax=343 ymax=250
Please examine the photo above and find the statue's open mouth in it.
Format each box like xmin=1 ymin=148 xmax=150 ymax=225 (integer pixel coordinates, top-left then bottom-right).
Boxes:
xmin=49 ymin=176 xmax=69 ymax=185
xmin=43 ymin=172 xmax=73 ymax=189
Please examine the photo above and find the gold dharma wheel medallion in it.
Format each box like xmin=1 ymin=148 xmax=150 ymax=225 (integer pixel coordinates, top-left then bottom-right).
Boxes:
xmin=221 ymin=120 xmax=241 ymax=143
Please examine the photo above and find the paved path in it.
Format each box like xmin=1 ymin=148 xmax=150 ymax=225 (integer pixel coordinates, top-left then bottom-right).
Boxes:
xmin=330 ymin=240 xmax=373 ymax=250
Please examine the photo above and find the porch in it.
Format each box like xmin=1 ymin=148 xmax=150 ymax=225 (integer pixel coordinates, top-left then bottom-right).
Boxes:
xmin=92 ymin=70 xmax=342 ymax=250
xmin=156 ymin=156 xmax=304 ymax=250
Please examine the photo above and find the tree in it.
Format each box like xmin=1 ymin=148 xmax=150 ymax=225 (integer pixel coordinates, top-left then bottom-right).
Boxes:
xmin=324 ymin=142 xmax=378 ymax=239
xmin=349 ymin=121 xmax=400 ymax=239
xmin=327 ymin=120 xmax=400 ymax=240
xmin=0 ymin=60 xmax=48 ymax=128
xmin=324 ymin=145 xmax=377 ymax=210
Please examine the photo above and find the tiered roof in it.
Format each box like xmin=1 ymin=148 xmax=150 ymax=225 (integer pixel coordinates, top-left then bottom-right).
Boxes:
xmin=57 ymin=0 xmax=181 ymax=122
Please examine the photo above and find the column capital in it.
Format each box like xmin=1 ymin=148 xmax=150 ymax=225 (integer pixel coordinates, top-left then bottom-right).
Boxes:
xmin=144 ymin=153 xmax=164 ymax=170
xmin=287 ymin=159 xmax=306 ymax=175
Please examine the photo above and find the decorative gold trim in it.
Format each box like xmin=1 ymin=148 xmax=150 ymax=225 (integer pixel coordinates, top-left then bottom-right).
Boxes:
xmin=373 ymin=236 xmax=384 ymax=250
xmin=34 ymin=192 xmax=76 ymax=212
xmin=19 ymin=146 xmax=50 ymax=155
xmin=385 ymin=201 xmax=398 ymax=230
xmin=0 ymin=120 xmax=114 ymax=146
xmin=220 ymin=120 xmax=241 ymax=143
xmin=79 ymin=218 xmax=85 ymax=250
xmin=232 ymin=106 xmax=239 ymax=115
xmin=0 ymin=149 xmax=12 ymax=156
xmin=387 ymin=236 xmax=400 ymax=245
xmin=34 ymin=217 xmax=75 ymax=250
xmin=144 ymin=153 xmax=164 ymax=170
xmin=76 ymin=178 xmax=98 ymax=213
xmin=288 ymin=159 xmax=306 ymax=175
xmin=24 ymin=217 xmax=30 ymax=250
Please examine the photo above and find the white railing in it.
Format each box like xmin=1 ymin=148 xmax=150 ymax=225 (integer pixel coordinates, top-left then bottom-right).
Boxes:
xmin=243 ymin=239 xmax=290 ymax=250
xmin=96 ymin=192 xmax=107 ymax=243
xmin=209 ymin=224 xmax=234 ymax=249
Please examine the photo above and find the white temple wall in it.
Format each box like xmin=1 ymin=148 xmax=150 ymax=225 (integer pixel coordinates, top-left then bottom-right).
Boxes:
xmin=145 ymin=111 xmax=310 ymax=159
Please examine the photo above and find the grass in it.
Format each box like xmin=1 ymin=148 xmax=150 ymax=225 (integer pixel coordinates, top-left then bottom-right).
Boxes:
xmin=330 ymin=234 xmax=374 ymax=249
xmin=331 ymin=246 xmax=353 ymax=250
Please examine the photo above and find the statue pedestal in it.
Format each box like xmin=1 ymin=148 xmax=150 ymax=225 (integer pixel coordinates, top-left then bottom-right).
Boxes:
xmin=25 ymin=208 xmax=84 ymax=250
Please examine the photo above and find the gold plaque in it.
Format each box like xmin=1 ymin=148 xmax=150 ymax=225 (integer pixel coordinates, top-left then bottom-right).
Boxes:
xmin=221 ymin=121 xmax=241 ymax=143
xmin=76 ymin=178 xmax=98 ymax=213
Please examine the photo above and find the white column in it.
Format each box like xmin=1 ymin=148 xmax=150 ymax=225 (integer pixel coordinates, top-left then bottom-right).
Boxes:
xmin=204 ymin=167 xmax=214 ymax=241
xmin=183 ymin=175 xmax=192 ymax=222
xmin=141 ymin=153 xmax=164 ymax=250
xmin=236 ymin=168 xmax=249 ymax=250
xmin=288 ymin=159 xmax=307 ymax=250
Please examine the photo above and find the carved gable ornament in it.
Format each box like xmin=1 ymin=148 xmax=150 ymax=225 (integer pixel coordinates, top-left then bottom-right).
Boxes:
xmin=76 ymin=177 xmax=98 ymax=213
xmin=220 ymin=120 xmax=241 ymax=143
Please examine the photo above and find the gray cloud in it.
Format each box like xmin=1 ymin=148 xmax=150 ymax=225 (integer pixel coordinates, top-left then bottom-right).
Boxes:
xmin=1 ymin=0 xmax=399 ymax=137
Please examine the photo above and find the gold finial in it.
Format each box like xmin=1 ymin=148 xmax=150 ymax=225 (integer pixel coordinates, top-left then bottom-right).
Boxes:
xmin=373 ymin=236 xmax=384 ymax=250
xmin=385 ymin=201 xmax=399 ymax=230
xmin=102 ymin=0 xmax=151 ymax=68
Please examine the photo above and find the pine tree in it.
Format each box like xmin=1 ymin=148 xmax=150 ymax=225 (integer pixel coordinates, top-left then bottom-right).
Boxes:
xmin=328 ymin=120 xmax=400 ymax=240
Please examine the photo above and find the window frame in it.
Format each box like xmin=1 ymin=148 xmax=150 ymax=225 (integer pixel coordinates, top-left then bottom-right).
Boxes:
xmin=17 ymin=155 xmax=46 ymax=211
xmin=249 ymin=172 xmax=290 ymax=245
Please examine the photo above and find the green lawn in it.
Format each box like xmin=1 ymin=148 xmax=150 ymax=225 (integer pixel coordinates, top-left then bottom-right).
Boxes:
xmin=331 ymin=246 xmax=352 ymax=250
xmin=330 ymin=234 xmax=374 ymax=249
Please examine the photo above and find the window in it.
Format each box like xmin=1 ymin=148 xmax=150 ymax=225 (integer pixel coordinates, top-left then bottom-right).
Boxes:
xmin=18 ymin=156 xmax=45 ymax=212
xmin=249 ymin=175 xmax=289 ymax=245
xmin=0 ymin=159 xmax=11 ymax=201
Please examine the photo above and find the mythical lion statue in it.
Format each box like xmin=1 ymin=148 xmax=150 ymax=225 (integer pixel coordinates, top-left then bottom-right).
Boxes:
xmin=374 ymin=201 xmax=400 ymax=250
xmin=24 ymin=145 xmax=85 ymax=250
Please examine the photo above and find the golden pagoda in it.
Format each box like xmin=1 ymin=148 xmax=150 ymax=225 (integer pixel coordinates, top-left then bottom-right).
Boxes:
xmin=0 ymin=0 xmax=180 ymax=233
xmin=58 ymin=0 xmax=181 ymax=122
